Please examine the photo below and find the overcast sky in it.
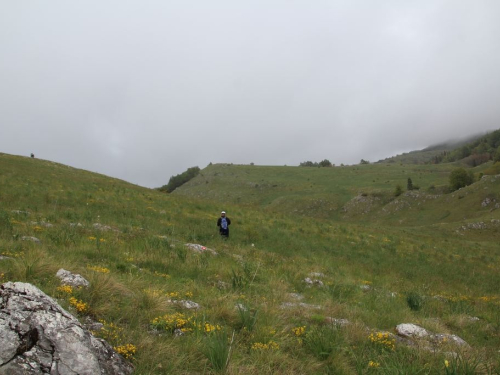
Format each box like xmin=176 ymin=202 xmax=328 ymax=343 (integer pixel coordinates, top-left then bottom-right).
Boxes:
xmin=1 ymin=1 xmax=500 ymax=187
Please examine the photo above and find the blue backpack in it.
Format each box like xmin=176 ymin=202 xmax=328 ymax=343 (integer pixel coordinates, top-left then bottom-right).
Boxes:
xmin=221 ymin=217 xmax=228 ymax=230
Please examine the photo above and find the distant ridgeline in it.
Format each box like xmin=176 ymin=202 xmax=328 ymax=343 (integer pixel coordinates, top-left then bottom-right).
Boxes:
xmin=378 ymin=129 xmax=500 ymax=166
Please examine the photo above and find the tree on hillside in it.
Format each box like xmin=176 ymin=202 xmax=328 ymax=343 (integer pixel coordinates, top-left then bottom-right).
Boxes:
xmin=394 ymin=184 xmax=403 ymax=197
xmin=441 ymin=129 xmax=500 ymax=165
xmin=299 ymin=161 xmax=318 ymax=167
xmin=494 ymin=146 xmax=500 ymax=162
xmin=318 ymin=159 xmax=332 ymax=167
xmin=159 ymin=166 xmax=200 ymax=193
xmin=360 ymin=159 xmax=370 ymax=164
xmin=449 ymin=168 xmax=474 ymax=191
xmin=407 ymin=178 xmax=413 ymax=191
xmin=299 ymin=160 xmax=333 ymax=167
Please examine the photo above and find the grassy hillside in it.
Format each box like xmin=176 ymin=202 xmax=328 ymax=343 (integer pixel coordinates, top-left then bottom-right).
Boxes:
xmin=175 ymin=163 xmax=452 ymax=218
xmin=176 ymin=162 xmax=500 ymax=227
xmin=1 ymin=153 xmax=500 ymax=374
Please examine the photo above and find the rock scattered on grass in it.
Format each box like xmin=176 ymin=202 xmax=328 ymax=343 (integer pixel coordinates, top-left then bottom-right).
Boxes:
xmin=280 ymin=302 xmax=321 ymax=310
xmin=304 ymin=277 xmax=324 ymax=287
xmin=171 ymin=299 xmax=200 ymax=310
xmin=185 ymin=243 xmax=218 ymax=256
xmin=395 ymin=323 xmax=469 ymax=347
xmin=235 ymin=303 xmax=248 ymax=312
xmin=396 ymin=323 xmax=430 ymax=338
xmin=31 ymin=221 xmax=54 ymax=228
xmin=309 ymin=272 xmax=325 ymax=278
xmin=56 ymin=268 xmax=90 ymax=288
xmin=325 ymin=317 xmax=351 ymax=327
xmin=11 ymin=210 xmax=30 ymax=215
xmin=21 ymin=236 xmax=41 ymax=244
xmin=216 ymin=280 xmax=229 ymax=290
xmin=288 ymin=293 xmax=304 ymax=300
xmin=93 ymin=223 xmax=120 ymax=232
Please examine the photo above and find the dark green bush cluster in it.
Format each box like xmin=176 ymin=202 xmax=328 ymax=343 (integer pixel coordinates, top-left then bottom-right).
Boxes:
xmin=406 ymin=292 xmax=424 ymax=311
xmin=299 ymin=159 xmax=333 ymax=167
xmin=159 ymin=166 xmax=200 ymax=193
xmin=449 ymin=168 xmax=474 ymax=191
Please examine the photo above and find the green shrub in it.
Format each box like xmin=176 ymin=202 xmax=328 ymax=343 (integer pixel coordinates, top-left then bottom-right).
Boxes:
xmin=236 ymin=304 xmax=257 ymax=332
xmin=394 ymin=185 xmax=403 ymax=197
xmin=303 ymin=325 xmax=343 ymax=360
xmin=449 ymin=168 xmax=474 ymax=191
xmin=406 ymin=292 xmax=424 ymax=311
xmin=204 ymin=329 xmax=233 ymax=373
xmin=231 ymin=269 xmax=247 ymax=290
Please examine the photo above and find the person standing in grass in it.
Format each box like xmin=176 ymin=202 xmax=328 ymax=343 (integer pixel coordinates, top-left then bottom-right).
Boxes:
xmin=217 ymin=211 xmax=231 ymax=238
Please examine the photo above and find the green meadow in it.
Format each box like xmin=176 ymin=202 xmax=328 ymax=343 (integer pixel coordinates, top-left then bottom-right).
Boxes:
xmin=1 ymin=152 xmax=500 ymax=374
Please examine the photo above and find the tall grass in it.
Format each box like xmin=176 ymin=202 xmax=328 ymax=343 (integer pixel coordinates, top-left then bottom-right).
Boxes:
xmin=0 ymin=154 xmax=499 ymax=374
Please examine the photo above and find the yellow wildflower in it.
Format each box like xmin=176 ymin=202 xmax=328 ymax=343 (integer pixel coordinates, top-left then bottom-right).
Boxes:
xmin=57 ymin=285 xmax=73 ymax=294
xmin=114 ymin=344 xmax=137 ymax=359
xmin=368 ymin=361 xmax=380 ymax=368
xmin=292 ymin=326 xmax=306 ymax=337
xmin=251 ymin=341 xmax=279 ymax=350
xmin=69 ymin=297 xmax=88 ymax=313
xmin=87 ymin=265 xmax=110 ymax=273
xmin=368 ymin=332 xmax=395 ymax=351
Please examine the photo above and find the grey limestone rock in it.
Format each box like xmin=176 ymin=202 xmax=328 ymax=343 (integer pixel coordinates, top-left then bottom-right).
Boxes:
xmin=396 ymin=323 xmax=430 ymax=338
xmin=280 ymin=302 xmax=321 ymax=310
xmin=185 ymin=243 xmax=218 ymax=256
xmin=325 ymin=317 xmax=351 ymax=327
xmin=31 ymin=221 xmax=54 ymax=228
xmin=21 ymin=236 xmax=41 ymax=244
xmin=304 ymin=277 xmax=324 ymax=287
xmin=56 ymin=269 xmax=90 ymax=288
xmin=395 ymin=323 xmax=468 ymax=348
xmin=175 ymin=300 xmax=200 ymax=310
xmin=0 ymin=282 xmax=133 ymax=375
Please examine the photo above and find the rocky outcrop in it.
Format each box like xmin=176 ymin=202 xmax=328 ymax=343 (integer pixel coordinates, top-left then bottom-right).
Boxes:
xmin=0 ymin=282 xmax=133 ymax=375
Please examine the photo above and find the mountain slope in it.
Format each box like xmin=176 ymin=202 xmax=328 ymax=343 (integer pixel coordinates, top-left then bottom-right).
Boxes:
xmin=175 ymin=162 xmax=500 ymax=233
xmin=1 ymin=153 xmax=500 ymax=374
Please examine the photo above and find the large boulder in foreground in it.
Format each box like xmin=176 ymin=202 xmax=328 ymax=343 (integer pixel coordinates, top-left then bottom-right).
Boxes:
xmin=0 ymin=282 xmax=133 ymax=375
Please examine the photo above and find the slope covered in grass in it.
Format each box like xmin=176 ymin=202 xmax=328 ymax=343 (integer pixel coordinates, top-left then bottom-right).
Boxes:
xmin=176 ymin=162 xmax=500 ymax=229
xmin=1 ymin=153 xmax=500 ymax=374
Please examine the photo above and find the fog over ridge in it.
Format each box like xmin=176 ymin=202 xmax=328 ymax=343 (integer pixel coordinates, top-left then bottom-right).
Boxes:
xmin=1 ymin=1 xmax=499 ymax=187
